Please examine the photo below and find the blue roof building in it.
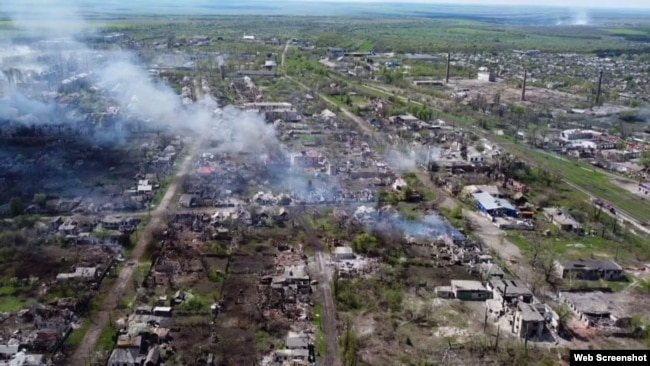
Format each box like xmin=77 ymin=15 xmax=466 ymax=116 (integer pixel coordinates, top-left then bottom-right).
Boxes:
xmin=472 ymin=192 xmax=518 ymax=218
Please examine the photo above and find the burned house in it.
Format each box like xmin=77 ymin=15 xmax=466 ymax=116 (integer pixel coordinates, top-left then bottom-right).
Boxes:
xmin=559 ymin=291 xmax=631 ymax=328
xmin=555 ymin=259 xmax=624 ymax=281
xmin=0 ymin=306 xmax=74 ymax=355
xmin=487 ymin=279 xmax=533 ymax=304
xmin=543 ymin=208 xmax=584 ymax=235
xmin=436 ymin=280 xmax=492 ymax=301
xmin=100 ymin=216 xmax=141 ymax=233
xmin=479 ymin=263 xmax=505 ymax=281
xmin=56 ymin=267 xmax=99 ymax=283
xmin=512 ymin=303 xmax=545 ymax=339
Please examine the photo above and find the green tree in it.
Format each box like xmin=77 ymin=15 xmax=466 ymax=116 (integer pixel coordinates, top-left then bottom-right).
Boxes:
xmin=33 ymin=193 xmax=47 ymax=206
xmin=376 ymin=191 xmax=389 ymax=208
xmin=460 ymin=144 xmax=468 ymax=161
xmin=8 ymin=197 xmax=24 ymax=217
xmin=340 ymin=322 xmax=358 ymax=366
xmin=640 ymin=151 xmax=650 ymax=171
xmin=352 ymin=233 xmax=379 ymax=255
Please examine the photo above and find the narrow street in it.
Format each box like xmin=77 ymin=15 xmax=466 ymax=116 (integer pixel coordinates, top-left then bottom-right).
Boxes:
xmin=297 ymin=214 xmax=341 ymax=366
xmin=314 ymin=251 xmax=340 ymax=366
xmin=70 ymin=144 xmax=198 ymax=366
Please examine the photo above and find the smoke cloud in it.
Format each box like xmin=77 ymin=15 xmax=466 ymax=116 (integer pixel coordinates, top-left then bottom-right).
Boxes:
xmin=0 ymin=0 xmax=281 ymax=154
xmin=2 ymin=0 xmax=92 ymax=38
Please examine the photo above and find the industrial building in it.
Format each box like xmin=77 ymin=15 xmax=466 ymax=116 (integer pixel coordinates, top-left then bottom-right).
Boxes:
xmin=471 ymin=192 xmax=518 ymax=218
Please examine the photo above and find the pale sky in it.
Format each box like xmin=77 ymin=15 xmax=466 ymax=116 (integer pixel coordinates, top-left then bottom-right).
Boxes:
xmin=297 ymin=0 xmax=648 ymax=9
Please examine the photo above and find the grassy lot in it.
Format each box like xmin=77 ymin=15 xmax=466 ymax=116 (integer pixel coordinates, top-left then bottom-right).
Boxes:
xmin=606 ymin=28 xmax=649 ymax=36
xmin=507 ymin=225 xmax=649 ymax=264
xmin=0 ymin=295 xmax=27 ymax=312
xmin=0 ymin=286 xmax=37 ymax=312
xmin=312 ymin=302 xmax=326 ymax=357
xmin=66 ymin=318 xmax=91 ymax=348
xmin=94 ymin=322 xmax=118 ymax=352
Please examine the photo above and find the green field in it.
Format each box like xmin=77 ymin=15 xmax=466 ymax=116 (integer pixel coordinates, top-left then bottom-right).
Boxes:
xmin=606 ymin=28 xmax=649 ymax=36
xmin=447 ymin=27 xmax=511 ymax=36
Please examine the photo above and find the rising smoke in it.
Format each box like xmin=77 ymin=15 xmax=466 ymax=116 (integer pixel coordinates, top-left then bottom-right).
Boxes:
xmin=556 ymin=9 xmax=590 ymax=26
xmin=0 ymin=0 xmax=278 ymax=153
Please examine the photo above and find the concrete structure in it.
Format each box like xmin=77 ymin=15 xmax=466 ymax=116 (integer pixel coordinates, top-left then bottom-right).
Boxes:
xmin=107 ymin=348 xmax=139 ymax=366
xmin=152 ymin=306 xmax=173 ymax=317
xmin=450 ymin=280 xmax=492 ymax=301
xmin=334 ymin=246 xmax=355 ymax=261
xmin=462 ymin=185 xmax=505 ymax=199
xmin=435 ymin=286 xmax=455 ymax=299
xmin=479 ymin=263 xmax=505 ymax=280
xmin=274 ymin=349 xmax=310 ymax=363
xmin=389 ymin=114 xmax=420 ymax=125
xmin=243 ymin=102 xmax=292 ymax=111
xmin=56 ymin=267 xmax=98 ymax=282
xmin=477 ymin=70 xmax=496 ymax=82
xmin=327 ymin=47 xmax=345 ymax=58
xmin=0 ymin=351 xmax=45 ymax=366
xmin=412 ymin=80 xmax=444 ymax=86
xmin=472 ymin=192 xmax=518 ymax=218
xmin=513 ymin=303 xmax=545 ymax=339
xmin=560 ymin=129 xmax=600 ymax=142
xmin=487 ymin=279 xmax=533 ymax=304
xmin=543 ymin=208 xmax=584 ymax=235
xmin=638 ymin=182 xmax=650 ymax=196
xmin=559 ymin=291 xmax=631 ymax=328
xmin=555 ymin=259 xmax=624 ymax=281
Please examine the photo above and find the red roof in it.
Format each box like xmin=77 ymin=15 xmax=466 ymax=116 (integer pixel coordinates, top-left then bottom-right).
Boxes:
xmin=198 ymin=167 xmax=214 ymax=175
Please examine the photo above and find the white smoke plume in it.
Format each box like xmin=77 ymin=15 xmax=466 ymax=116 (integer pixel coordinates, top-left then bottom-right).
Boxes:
xmin=1 ymin=0 xmax=280 ymax=153
xmin=2 ymin=0 xmax=92 ymax=38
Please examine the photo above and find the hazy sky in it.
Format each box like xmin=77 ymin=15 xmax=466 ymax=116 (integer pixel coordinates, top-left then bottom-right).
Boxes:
xmin=300 ymin=0 xmax=648 ymax=9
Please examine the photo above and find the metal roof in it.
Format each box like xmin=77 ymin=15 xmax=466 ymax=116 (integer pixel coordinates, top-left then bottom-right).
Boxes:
xmin=472 ymin=192 xmax=516 ymax=212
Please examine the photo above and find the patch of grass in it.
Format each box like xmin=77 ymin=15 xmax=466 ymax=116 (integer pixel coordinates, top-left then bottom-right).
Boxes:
xmin=0 ymin=296 xmax=25 ymax=312
xmin=66 ymin=318 xmax=91 ymax=348
xmin=0 ymin=286 xmax=17 ymax=296
xmin=423 ymin=190 xmax=436 ymax=202
xmin=606 ymin=28 xmax=648 ymax=36
xmin=312 ymin=302 xmax=326 ymax=357
xmin=255 ymin=329 xmax=277 ymax=353
xmin=95 ymin=322 xmax=117 ymax=352
xmin=509 ymin=224 xmax=649 ymax=266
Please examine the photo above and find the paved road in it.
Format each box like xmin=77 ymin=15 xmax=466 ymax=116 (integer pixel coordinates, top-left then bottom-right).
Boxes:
xmin=69 ymin=145 xmax=198 ymax=366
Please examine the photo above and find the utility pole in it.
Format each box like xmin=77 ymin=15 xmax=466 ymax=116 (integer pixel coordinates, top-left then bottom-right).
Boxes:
xmin=494 ymin=325 xmax=501 ymax=351
xmin=524 ymin=323 xmax=529 ymax=355
xmin=484 ymin=306 xmax=488 ymax=332
xmin=595 ymin=69 xmax=604 ymax=107
xmin=521 ymin=69 xmax=527 ymax=101
xmin=445 ymin=51 xmax=451 ymax=84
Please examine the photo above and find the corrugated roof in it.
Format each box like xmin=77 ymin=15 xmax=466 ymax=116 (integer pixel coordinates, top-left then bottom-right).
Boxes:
xmin=472 ymin=192 xmax=516 ymax=212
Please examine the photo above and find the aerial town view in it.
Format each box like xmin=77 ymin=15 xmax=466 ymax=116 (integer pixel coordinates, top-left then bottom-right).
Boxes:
xmin=1 ymin=0 xmax=650 ymax=365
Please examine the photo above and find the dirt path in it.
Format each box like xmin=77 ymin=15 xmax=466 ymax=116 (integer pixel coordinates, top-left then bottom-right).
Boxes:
xmin=70 ymin=146 xmax=197 ymax=366
xmin=297 ymin=213 xmax=340 ymax=366
xmin=315 ymin=251 xmax=340 ymax=366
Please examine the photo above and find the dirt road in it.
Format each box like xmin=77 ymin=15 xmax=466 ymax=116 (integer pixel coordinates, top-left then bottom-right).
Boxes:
xmin=70 ymin=147 xmax=197 ymax=366
xmin=314 ymin=251 xmax=340 ymax=366
xmin=296 ymin=213 xmax=340 ymax=366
